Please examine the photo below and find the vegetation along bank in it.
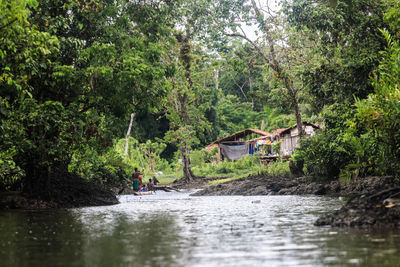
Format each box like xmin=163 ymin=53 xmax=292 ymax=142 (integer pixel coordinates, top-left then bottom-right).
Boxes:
xmin=1 ymin=0 xmax=400 ymax=228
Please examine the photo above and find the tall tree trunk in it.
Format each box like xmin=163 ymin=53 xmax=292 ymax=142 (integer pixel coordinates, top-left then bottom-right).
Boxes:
xmin=180 ymin=146 xmax=195 ymax=182
xmin=176 ymin=32 xmax=196 ymax=182
xmin=284 ymin=78 xmax=304 ymax=137
xmin=214 ymin=69 xmax=219 ymax=92
xmin=124 ymin=113 xmax=135 ymax=158
xmin=249 ymin=76 xmax=254 ymax=110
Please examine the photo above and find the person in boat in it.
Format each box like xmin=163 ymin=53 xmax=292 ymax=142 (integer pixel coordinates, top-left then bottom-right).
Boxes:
xmin=147 ymin=178 xmax=154 ymax=191
xmin=152 ymin=176 xmax=160 ymax=186
xmin=141 ymin=183 xmax=148 ymax=192
xmin=132 ymin=168 xmax=142 ymax=191
xmin=139 ymin=173 xmax=143 ymax=188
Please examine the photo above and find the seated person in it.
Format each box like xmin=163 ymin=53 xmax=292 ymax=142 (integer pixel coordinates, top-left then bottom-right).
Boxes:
xmin=141 ymin=184 xmax=148 ymax=192
xmin=152 ymin=176 xmax=160 ymax=185
xmin=148 ymin=178 xmax=154 ymax=191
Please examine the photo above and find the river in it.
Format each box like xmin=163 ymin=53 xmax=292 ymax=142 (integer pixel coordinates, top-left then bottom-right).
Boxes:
xmin=1 ymin=191 xmax=400 ymax=266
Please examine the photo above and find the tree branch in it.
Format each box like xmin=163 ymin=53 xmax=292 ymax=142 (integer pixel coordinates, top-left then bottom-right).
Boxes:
xmin=226 ymin=32 xmax=271 ymax=63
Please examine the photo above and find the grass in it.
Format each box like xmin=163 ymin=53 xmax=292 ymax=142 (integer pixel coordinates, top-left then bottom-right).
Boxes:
xmin=144 ymin=157 xmax=290 ymax=186
xmin=207 ymin=173 xmax=251 ymax=185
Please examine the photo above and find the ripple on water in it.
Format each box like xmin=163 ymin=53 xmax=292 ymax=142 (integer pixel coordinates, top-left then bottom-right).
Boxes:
xmin=1 ymin=193 xmax=400 ymax=266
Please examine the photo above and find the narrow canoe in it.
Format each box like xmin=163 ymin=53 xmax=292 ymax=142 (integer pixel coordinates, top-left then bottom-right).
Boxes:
xmin=133 ymin=191 xmax=153 ymax=196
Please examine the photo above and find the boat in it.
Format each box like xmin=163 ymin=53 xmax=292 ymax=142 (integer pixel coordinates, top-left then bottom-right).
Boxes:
xmin=133 ymin=191 xmax=153 ymax=196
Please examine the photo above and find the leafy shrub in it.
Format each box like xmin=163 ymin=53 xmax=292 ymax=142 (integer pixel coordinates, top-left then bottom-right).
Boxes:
xmin=0 ymin=147 xmax=24 ymax=191
xmin=355 ymin=31 xmax=400 ymax=177
xmin=293 ymin=103 xmax=360 ymax=181
xmin=295 ymin=131 xmax=352 ymax=181
xmin=266 ymin=161 xmax=290 ymax=177
xmin=191 ymin=153 xmax=265 ymax=177
xmin=69 ymin=146 xmax=130 ymax=187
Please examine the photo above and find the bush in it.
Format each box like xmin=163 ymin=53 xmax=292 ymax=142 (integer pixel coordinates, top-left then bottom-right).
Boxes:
xmin=355 ymin=31 xmax=400 ymax=177
xmin=69 ymin=146 xmax=130 ymax=188
xmin=293 ymin=103 xmax=360 ymax=181
xmin=190 ymin=152 xmax=265 ymax=177
xmin=266 ymin=161 xmax=291 ymax=177
xmin=295 ymin=131 xmax=351 ymax=180
xmin=0 ymin=147 xmax=24 ymax=191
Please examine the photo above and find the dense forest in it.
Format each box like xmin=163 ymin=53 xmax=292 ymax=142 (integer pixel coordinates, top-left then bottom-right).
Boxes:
xmin=1 ymin=0 xmax=400 ymax=198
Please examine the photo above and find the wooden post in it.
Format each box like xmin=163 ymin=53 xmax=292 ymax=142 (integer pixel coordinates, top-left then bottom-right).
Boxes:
xmin=124 ymin=113 xmax=135 ymax=158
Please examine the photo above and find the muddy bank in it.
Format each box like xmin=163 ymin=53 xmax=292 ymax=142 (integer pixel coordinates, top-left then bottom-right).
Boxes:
xmin=315 ymin=186 xmax=400 ymax=228
xmin=0 ymin=174 xmax=118 ymax=209
xmin=192 ymin=175 xmax=399 ymax=197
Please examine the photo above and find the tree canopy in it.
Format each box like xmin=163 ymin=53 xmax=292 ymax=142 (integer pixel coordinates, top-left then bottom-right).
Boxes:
xmin=1 ymin=0 xmax=400 ymax=192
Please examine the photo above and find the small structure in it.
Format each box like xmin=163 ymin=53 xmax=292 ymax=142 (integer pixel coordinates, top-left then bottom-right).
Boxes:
xmin=205 ymin=122 xmax=319 ymax=162
xmin=274 ymin=121 xmax=319 ymax=156
xmin=205 ymin=129 xmax=271 ymax=161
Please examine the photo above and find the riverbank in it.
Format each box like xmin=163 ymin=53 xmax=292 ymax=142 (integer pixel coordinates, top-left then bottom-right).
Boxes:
xmin=3 ymin=172 xmax=400 ymax=229
xmin=191 ymin=175 xmax=391 ymax=197
xmin=0 ymin=174 xmax=118 ymax=209
xmin=191 ymin=174 xmax=400 ymax=228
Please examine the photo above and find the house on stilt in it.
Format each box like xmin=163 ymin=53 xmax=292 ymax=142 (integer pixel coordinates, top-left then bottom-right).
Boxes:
xmin=273 ymin=121 xmax=319 ymax=157
xmin=205 ymin=129 xmax=272 ymax=161
xmin=205 ymin=121 xmax=319 ymax=162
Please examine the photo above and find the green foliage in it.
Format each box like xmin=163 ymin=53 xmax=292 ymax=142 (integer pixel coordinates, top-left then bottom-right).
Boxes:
xmin=189 ymin=149 xmax=217 ymax=168
xmin=266 ymin=161 xmax=291 ymax=177
xmin=272 ymin=141 xmax=282 ymax=155
xmin=384 ymin=0 xmax=400 ymax=33
xmin=294 ymin=131 xmax=348 ymax=180
xmin=0 ymin=147 xmax=24 ymax=191
xmin=293 ymin=103 xmax=356 ymax=180
xmin=284 ymin=0 xmax=389 ymax=111
xmin=218 ymin=42 xmax=268 ymax=111
xmin=293 ymin=101 xmax=386 ymax=181
xmin=0 ymin=0 xmax=59 ymax=97
xmin=0 ymin=0 xmax=175 ymax=192
xmin=266 ymin=113 xmax=296 ymax=132
xmin=191 ymin=154 xmax=266 ymax=177
xmin=2 ymin=0 xmax=400 ymax=194
xmin=215 ymin=95 xmax=270 ymax=137
xmin=114 ymin=138 xmax=171 ymax=177
xmin=69 ymin=146 xmax=130 ymax=187
xmin=354 ymin=31 xmax=400 ymax=177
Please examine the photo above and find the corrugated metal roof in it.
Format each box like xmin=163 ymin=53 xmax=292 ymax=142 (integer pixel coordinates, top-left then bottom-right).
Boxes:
xmin=279 ymin=121 xmax=319 ymax=135
xmin=205 ymin=122 xmax=319 ymax=150
xmin=205 ymin=128 xmax=271 ymax=150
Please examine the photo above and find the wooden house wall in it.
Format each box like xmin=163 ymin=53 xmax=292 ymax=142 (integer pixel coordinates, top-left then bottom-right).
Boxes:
xmin=280 ymin=125 xmax=316 ymax=154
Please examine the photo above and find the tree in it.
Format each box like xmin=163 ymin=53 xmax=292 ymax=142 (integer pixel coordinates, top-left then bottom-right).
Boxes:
xmin=218 ymin=42 xmax=268 ymax=111
xmin=283 ymin=0 xmax=389 ymax=111
xmin=355 ymin=31 xmax=400 ymax=176
xmin=211 ymin=0 xmax=307 ymax=136
xmin=0 ymin=0 xmax=174 ymax=194
xmin=164 ymin=0 xmax=215 ymax=182
xmin=165 ymin=41 xmax=212 ymax=181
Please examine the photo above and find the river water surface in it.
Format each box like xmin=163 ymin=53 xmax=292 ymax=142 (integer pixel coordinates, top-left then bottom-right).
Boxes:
xmin=1 ymin=191 xmax=400 ymax=266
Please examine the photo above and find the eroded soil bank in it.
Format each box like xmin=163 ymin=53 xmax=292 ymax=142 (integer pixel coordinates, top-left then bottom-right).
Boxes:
xmin=0 ymin=174 xmax=118 ymax=209
xmin=192 ymin=175 xmax=400 ymax=228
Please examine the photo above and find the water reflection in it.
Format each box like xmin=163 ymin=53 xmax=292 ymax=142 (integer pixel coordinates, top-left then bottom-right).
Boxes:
xmin=0 ymin=193 xmax=400 ymax=267
xmin=0 ymin=210 xmax=85 ymax=267
xmin=80 ymin=213 xmax=182 ymax=267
